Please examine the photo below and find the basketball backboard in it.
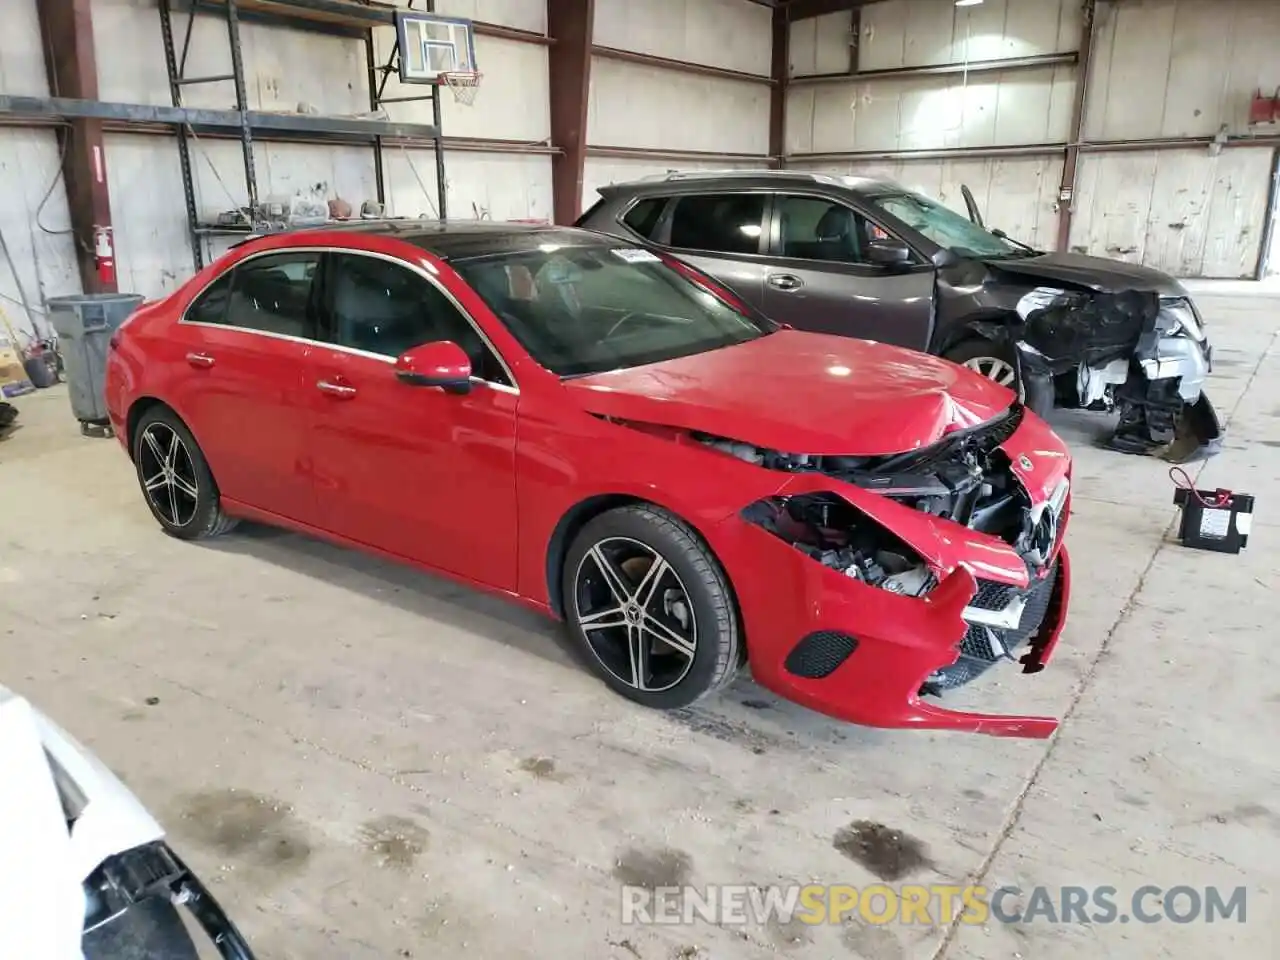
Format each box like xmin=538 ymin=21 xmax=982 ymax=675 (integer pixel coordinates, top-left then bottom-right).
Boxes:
xmin=395 ymin=12 xmax=478 ymax=84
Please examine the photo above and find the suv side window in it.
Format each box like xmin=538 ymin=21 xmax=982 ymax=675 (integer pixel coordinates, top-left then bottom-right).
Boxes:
xmin=775 ymin=195 xmax=880 ymax=264
xmin=225 ymin=252 xmax=321 ymax=338
xmin=621 ymin=197 xmax=667 ymax=240
xmin=668 ymin=193 xmax=766 ymax=255
xmin=325 ymin=253 xmax=512 ymax=386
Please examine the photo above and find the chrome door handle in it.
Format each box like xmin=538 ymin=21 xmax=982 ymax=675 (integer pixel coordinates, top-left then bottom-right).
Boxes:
xmin=316 ymin=379 xmax=357 ymax=399
xmin=767 ymin=274 xmax=803 ymax=291
xmin=185 ymin=352 xmax=215 ymax=368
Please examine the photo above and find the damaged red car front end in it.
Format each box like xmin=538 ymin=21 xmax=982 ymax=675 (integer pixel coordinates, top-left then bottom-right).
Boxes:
xmin=568 ymin=332 xmax=1073 ymax=739
xmin=712 ymin=409 xmax=1071 ymax=739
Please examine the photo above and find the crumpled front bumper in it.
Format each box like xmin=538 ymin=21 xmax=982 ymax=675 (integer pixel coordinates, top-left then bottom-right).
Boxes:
xmin=718 ymin=519 xmax=1070 ymax=740
xmin=1106 ymin=333 xmax=1223 ymax=463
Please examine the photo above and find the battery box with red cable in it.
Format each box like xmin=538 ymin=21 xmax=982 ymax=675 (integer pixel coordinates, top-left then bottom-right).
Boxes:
xmin=1171 ymin=467 xmax=1253 ymax=554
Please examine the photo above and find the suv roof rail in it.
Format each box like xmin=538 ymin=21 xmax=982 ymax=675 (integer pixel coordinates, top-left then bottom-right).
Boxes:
xmin=631 ymin=169 xmax=847 ymax=186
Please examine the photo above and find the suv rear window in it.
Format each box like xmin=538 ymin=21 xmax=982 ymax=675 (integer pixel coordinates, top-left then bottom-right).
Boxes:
xmin=668 ymin=193 xmax=766 ymax=255
xmin=621 ymin=197 xmax=667 ymax=239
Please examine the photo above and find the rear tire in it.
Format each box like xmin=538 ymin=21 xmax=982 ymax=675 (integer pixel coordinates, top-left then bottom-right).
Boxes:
xmin=132 ymin=406 xmax=238 ymax=540
xmin=562 ymin=505 xmax=741 ymax=710
xmin=944 ymin=338 xmax=1053 ymax=418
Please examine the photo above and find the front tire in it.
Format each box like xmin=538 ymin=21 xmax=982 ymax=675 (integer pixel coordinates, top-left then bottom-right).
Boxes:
xmin=562 ymin=505 xmax=741 ymax=710
xmin=132 ymin=406 xmax=238 ymax=540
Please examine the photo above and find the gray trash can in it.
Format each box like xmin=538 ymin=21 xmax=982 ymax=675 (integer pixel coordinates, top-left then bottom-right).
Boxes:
xmin=47 ymin=293 xmax=145 ymax=437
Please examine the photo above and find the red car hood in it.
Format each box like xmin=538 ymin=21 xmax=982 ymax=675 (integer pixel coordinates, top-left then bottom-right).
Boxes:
xmin=563 ymin=331 xmax=1015 ymax=456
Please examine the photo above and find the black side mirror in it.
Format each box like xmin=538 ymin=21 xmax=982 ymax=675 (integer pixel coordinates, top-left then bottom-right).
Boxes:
xmin=867 ymin=238 xmax=912 ymax=267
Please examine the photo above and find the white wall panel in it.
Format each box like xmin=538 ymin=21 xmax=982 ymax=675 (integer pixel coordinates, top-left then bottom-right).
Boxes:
xmin=435 ymin=0 xmax=547 ymax=34
xmin=1070 ymin=147 xmax=1274 ymax=279
xmin=788 ymin=156 xmax=1064 ymax=252
xmin=858 ymin=0 xmax=1079 ymax=70
xmin=1085 ymin=0 xmax=1280 ymax=141
xmin=581 ymin=157 xmax=769 ymax=212
xmin=787 ymin=65 xmax=1075 ymax=155
xmin=383 ymin=150 xmax=552 ymax=222
xmin=593 ymin=0 xmax=770 ymax=75
xmin=0 ymin=0 xmax=51 ymax=97
xmin=788 ymin=11 xmax=854 ymax=78
xmin=0 ymin=131 xmax=83 ymax=341
xmin=587 ymin=58 xmax=769 ymax=154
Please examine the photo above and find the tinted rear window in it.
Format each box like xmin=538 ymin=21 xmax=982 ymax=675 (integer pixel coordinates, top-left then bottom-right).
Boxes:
xmin=668 ymin=193 xmax=766 ymax=255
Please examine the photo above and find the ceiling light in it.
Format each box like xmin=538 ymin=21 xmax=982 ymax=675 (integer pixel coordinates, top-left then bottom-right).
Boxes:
xmin=955 ymin=0 xmax=984 ymax=6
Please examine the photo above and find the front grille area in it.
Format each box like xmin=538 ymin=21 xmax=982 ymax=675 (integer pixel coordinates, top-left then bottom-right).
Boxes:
xmin=924 ymin=562 xmax=1060 ymax=694
xmin=969 ymin=578 xmax=1018 ymax=611
xmin=887 ymin=404 xmax=1024 ymax=474
xmin=785 ymin=631 xmax=858 ymax=679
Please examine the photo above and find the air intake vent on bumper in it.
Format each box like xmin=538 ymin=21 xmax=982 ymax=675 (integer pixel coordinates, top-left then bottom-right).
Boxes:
xmin=785 ymin=631 xmax=858 ymax=679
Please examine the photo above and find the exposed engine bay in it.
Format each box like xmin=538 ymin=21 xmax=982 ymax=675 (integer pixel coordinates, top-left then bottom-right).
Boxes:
xmin=1006 ymin=287 xmax=1222 ymax=463
xmin=718 ymin=404 xmax=1068 ymax=695
xmin=722 ymin=404 xmax=1039 ymax=572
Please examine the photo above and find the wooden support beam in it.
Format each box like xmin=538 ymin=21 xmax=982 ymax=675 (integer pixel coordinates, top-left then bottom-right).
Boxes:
xmin=35 ymin=0 xmax=115 ymax=293
xmin=547 ymin=0 xmax=594 ymax=225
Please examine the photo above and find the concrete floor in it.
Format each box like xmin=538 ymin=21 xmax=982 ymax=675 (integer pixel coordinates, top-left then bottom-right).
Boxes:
xmin=1 ymin=283 xmax=1277 ymax=959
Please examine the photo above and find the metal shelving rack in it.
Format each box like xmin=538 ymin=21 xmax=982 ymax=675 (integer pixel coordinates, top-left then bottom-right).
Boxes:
xmin=154 ymin=0 xmax=450 ymax=269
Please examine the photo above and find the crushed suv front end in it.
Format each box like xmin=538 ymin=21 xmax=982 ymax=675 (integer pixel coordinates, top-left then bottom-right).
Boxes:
xmin=706 ymin=403 xmax=1071 ymax=739
xmin=1012 ymin=287 xmax=1222 ymax=463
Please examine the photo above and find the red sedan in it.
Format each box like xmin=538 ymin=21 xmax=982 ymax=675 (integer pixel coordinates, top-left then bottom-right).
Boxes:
xmin=105 ymin=222 xmax=1072 ymax=739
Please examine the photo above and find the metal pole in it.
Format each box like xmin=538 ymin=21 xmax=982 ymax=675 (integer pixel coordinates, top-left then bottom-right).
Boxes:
xmin=365 ymin=30 xmax=386 ymax=209
xmin=157 ymin=0 xmax=202 ymax=272
xmin=432 ymin=86 xmax=446 ymax=219
xmin=224 ymin=0 xmax=260 ymax=220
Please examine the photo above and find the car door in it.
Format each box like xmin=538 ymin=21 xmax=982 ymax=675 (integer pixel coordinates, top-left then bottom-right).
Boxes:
xmin=167 ymin=250 xmax=321 ymax=525
xmin=760 ymin=194 xmax=935 ymax=350
xmin=647 ymin=191 xmax=770 ymax=310
xmin=306 ymin=250 xmax=520 ymax=591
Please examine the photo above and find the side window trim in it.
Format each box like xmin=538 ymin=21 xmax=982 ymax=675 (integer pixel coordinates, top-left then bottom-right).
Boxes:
xmin=616 ymin=195 xmax=672 ymax=244
xmin=318 ymin=249 xmax=519 ymax=392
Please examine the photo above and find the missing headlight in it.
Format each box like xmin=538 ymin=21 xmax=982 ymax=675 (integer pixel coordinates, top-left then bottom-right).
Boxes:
xmin=743 ymin=493 xmax=936 ymax=596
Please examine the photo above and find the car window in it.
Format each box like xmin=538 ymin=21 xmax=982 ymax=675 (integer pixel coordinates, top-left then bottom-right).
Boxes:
xmin=325 ymin=253 xmax=511 ymax=385
xmin=869 ymin=190 xmax=1019 ymax=258
xmin=452 ymin=244 xmax=774 ymax=377
xmin=775 ymin=195 xmax=887 ymax=264
xmin=621 ymin=197 xmax=667 ymax=240
xmin=224 ymin=252 xmax=320 ymax=338
xmin=667 ymin=193 xmax=766 ymax=255
xmin=185 ymin=273 xmax=232 ymax=325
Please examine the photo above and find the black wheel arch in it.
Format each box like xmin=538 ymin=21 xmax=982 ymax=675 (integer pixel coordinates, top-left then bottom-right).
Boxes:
xmin=125 ymin=396 xmax=172 ymax=461
xmin=932 ymin=309 xmax=1023 ymax=357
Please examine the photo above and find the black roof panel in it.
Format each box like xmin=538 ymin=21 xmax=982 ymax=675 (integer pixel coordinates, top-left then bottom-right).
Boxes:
xmin=286 ymin=219 xmax=618 ymax=260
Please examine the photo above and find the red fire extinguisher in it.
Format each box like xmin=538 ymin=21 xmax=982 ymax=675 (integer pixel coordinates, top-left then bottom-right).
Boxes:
xmin=93 ymin=225 xmax=116 ymax=287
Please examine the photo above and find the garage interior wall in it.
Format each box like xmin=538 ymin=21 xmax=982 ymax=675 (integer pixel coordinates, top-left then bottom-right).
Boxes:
xmin=0 ymin=0 xmax=556 ymax=338
xmin=786 ymin=0 xmax=1280 ymax=279
xmin=582 ymin=0 xmax=774 ymax=211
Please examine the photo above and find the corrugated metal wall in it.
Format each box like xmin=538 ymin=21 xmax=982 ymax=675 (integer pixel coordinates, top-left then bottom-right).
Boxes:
xmin=787 ymin=0 xmax=1280 ymax=279
xmin=0 ymin=1 xmax=81 ymax=341
xmin=88 ymin=0 xmax=554 ymax=299
xmin=581 ymin=0 xmax=773 ymax=211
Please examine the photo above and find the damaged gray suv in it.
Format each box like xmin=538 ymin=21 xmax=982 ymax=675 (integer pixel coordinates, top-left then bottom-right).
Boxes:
xmin=578 ymin=171 xmax=1221 ymax=462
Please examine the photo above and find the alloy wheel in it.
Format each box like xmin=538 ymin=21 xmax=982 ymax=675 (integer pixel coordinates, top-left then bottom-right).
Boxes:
xmin=572 ymin=536 xmax=697 ymax=693
xmin=962 ymin=356 xmax=1019 ymax=389
xmin=138 ymin=422 xmax=200 ymax=528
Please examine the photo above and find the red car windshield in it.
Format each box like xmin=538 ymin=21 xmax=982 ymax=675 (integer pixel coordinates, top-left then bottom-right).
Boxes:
xmin=452 ymin=244 xmax=774 ymax=377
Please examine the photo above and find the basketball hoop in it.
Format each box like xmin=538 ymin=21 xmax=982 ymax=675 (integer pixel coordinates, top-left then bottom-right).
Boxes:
xmin=440 ymin=70 xmax=482 ymax=106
